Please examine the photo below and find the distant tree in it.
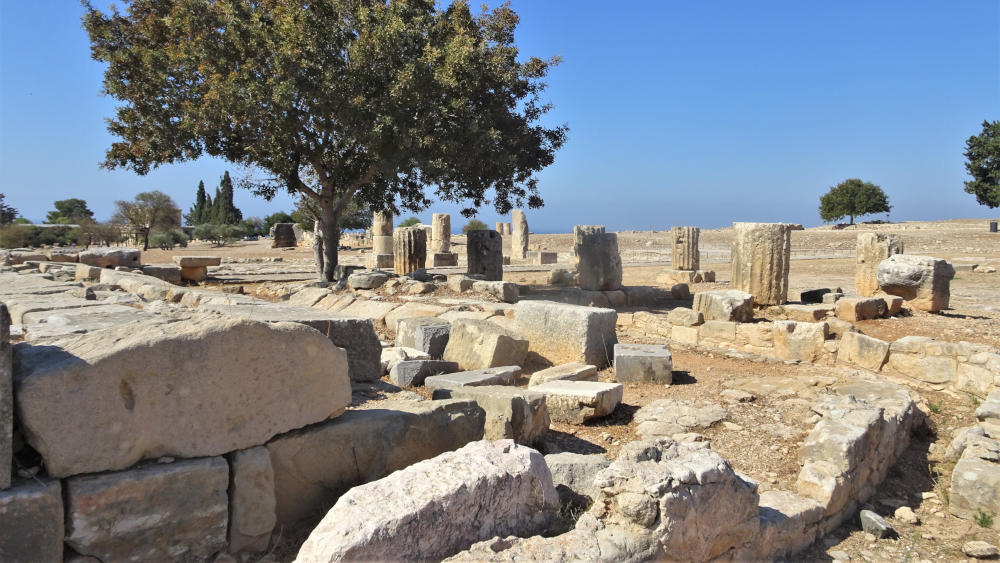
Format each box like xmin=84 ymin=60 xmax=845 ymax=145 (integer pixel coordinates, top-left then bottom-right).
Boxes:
xmin=240 ymin=216 xmax=265 ymax=237
xmin=462 ymin=219 xmax=488 ymax=233
xmin=149 ymin=228 xmax=189 ymax=250
xmin=0 ymin=194 xmax=18 ymax=225
xmin=963 ymin=120 xmax=1000 ymax=208
xmin=819 ymin=179 xmax=891 ymax=225
xmin=46 ymin=198 xmax=94 ymax=224
xmin=12 ymin=218 xmax=30 ymax=225
xmin=111 ymin=190 xmax=181 ymax=250
xmin=214 ymin=171 xmax=242 ymax=225
xmin=194 ymin=223 xmax=244 ymax=246
xmin=263 ymin=211 xmax=294 ymax=235
xmin=398 ymin=216 xmax=422 ymax=228
xmin=185 ymin=180 xmax=209 ymax=225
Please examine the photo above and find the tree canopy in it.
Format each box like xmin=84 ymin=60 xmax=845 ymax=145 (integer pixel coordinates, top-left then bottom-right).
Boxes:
xmin=46 ymin=198 xmax=95 ymax=224
xmin=462 ymin=218 xmax=487 ymax=233
xmin=818 ymin=179 xmax=891 ymax=225
xmin=84 ymin=0 xmax=567 ymax=281
xmin=963 ymin=120 xmax=1000 ymax=209
xmin=111 ymin=190 xmax=181 ymax=250
xmin=185 ymin=181 xmax=210 ymax=225
xmin=0 ymin=194 xmax=17 ymax=225
xmin=398 ymin=216 xmax=422 ymax=228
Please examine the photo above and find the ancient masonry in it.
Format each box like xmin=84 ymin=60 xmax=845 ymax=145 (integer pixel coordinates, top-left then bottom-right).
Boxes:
xmin=431 ymin=213 xmax=458 ymax=267
xmin=270 ymin=223 xmax=297 ymax=248
xmin=573 ymin=225 xmax=622 ymax=291
xmin=731 ymin=222 xmax=792 ymax=306
xmin=466 ymin=229 xmax=503 ymax=281
xmin=856 ymin=232 xmax=903 ymax=296
xmin=393 ymin=226 xmax=426 ymax=276
xmin=672 ymin=226 xmax=699 ymax=270
xmin=511 ymin=210 xmax=529 ymax=260
xmin=368 ymin=211 xmax=395 ymax=269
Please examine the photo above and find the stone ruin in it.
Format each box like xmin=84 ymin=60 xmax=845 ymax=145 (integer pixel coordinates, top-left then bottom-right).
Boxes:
xmin=431 ymin=213 xmax=458 ymax=267
xmin=270 ymin=222 xmax=298 ymax=248
xmin=367 ymin=211 xmax=394 ymax=269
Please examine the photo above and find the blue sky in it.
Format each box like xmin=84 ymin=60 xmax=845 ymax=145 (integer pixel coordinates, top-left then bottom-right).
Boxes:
xmin=1 ymin=1 xmax=998 ymax=232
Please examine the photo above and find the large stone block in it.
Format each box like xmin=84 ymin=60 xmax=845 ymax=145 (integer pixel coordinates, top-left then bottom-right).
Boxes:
xmin=13 ymin=317 xmax=350 ymax=478
xmin=731 ymin=222 xmax=791 ymax=305
xmin=949 ymin=436 xmax=1000 ymax=524
xmin=228 ymin=447 xmax=277 ymax=554
xmin=835 ymin=296 xmax=887 ymax=322
xmin=0 ymin=479 xmax=63 ymax=561
xmin=472 ymin=280 xmax=519 ymax=303
xmin=613 ymin=343 xmax=673 ymax=383
xmin=433 ymin=386 xmax=549 ymax=445
xmin=141 ymin=263 xmax=183 ymax=284
xmin=573 ymin=225 xmax=622 ymax=291
xmin=393 ymin=226 xmax=427 ymax=275
xmin=389 ymin=359 xmax=460 ymax=387
xmin=528 ymin=362 xmax=598 ymax=387
xmin=0 ymin=304 xmax=9 ymax=490
xmin=511 ymin=209 xmax=529 ymax=260
xmin=466 ymin=230 xmax=503 ymax=281
xmin=837 ymin=332 xmax=890 ymax=372
xmin=855 ymin=233 xmax=903 ymax=296
xmin=544 ymin=452 xmax=610 ymax=508
xmin=692 ymin=289 xmax=754 ymax=322
xmin=271 ymin=223 xmax=297 ymax=247
xmin=296 ymin=440 xmax=558 ymax=562
xmin=383 ymin=302 xmax=449 ymax=336
xmin=443 ymin=318 xmax=528 ymax=371
xmin=531 ymin=380 xmax=623 ymax=423
xmin=773 ymin=321 xmax=828 ymax=363
xmin=65 ymin=457 xmax=229 ymax=561
xmin=266 ymin=399 xmax=485 ymax=527
xmin=754 ymin=490 xmax=824 ymax=559
xmin=395 ymin=316 xmax=451 ymax=358
xmin=173 ymin=255 xmax=222 ymax=268
xmin=877 ymin=254 xmax=955 ymax=312
xmin=425 ymin=366 xmax=521 ymax=389
xmin=78 ymin=247 xmax=141 ymax=268
xmin=671 ymin=226 xmax=700 ymax=270
xmin=513 ymin=300 xmax=618 ymax=369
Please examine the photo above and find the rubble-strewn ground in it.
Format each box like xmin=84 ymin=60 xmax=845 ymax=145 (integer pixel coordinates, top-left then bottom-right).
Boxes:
xmin=141 ymin=218 xmax=1000 ymax=561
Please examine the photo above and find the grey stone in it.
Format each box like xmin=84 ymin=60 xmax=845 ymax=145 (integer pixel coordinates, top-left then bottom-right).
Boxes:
xmin=963 ymin=541 xmax=999 ymax=559
xmin=0 ymin=479 xmax=63 ymax=561
xmin=228 ymin=447 xmax=277 ymax=554
xmin=0 ymin=303 xmax=9 ymax=490
xmin=949 ymin=435 xmax=1000 ymax=523
xmin=271 ymin=223 xmax=297 ymax=247
xmin=467 ymin=230 xmax=503 ymax=281
xmin=773 ymin=321 xmax=828 ymax=363
xmin=692 ymin=289 xmax=754 ymax=322
xmin=425 ymin=366 xmax=521 ymax=389
xmin=573 ymin=225 xmax=622 ymax=291
xmin=395 ymin=316 xmax=451 ymax=358
xmin=613 ymin=343 xmax=673 ymax=383
xmin=859 ymin=509 xmax=894 ymax=538
xmin=65 ymin=457 xmax=229 ymax=562
xmin=634 ymin=399 xmax=727 ymax=438
xmin=877 ymin=254 xmax=955 ymax=312
xmin=442 ymin=319 xmax=528 ymax=371
xmin=800 ymin=287 xmax=838 ymax=303
xmin=390 ymin=359 xmax=460 ymax=387
xmin=856 ymin=233 xmax=904 ymax=296
xmin=78 ymin=247 xmax=141 ymax=268
xmin=472 ymin=280 xmax=519 ymax=303
xmin=544 ymin=452 xmax=610 ymax=507
xmin=141 ymin=264 xmax=183 ymax=284
xmin=21 ymin=304 xmax=156 ymax=341
xmin=667 ymin=307 xmax=704 ymax=326
xmin=531 ymin=380 xmax=622 ymax=424
xmin=528 ymin=362 xmax=598 ymax=387
xmin=173 ymin=256 xmax=222 ymax=268
xmin=432 ymin=386 xmax=549 ymax=445
xmin=347 ymin=270 xmax=390 ymax=290
xmin=513 ymin=300 xmax=618 ymax=368
xmin=754 ymin=490 xmax=824 ymax=559
xmin=835 ymin=296 xmax=887 ymax=322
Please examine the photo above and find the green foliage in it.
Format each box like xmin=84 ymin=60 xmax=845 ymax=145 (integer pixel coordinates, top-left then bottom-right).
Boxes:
xmin=963 ymin=120 xmax=1000 ymax=208
xmin=0 ymin=194 xmax=17 ymax=225
xmin=263 ymin=212 xmax=294 ymax=235
xmin=84 ymin=0 xmax=567 ymax=281
xmin=239 ymin=217 xmax=265 ymax=237
xmin=398 ymin=216 xmax=422 ymax=228
xmin=819 ymin=179 xmax=891 ymax=225
xmin=975 ymin=510 xmax=994 ymax=528
xmin=927 ymin=401 xmax=944 ymax=414
xmin=111 ymin=190 xmax=181 ymax=250
xmin=212 ymin=171 xmax=242 ymax=225
xmin=185 ymin=180 xmax=209 ymax=225
xmin=149 ymin=228 xmax=189 ymax=250
xmin=12 ymin=217 xmax=30 ymax=225
xmin=0 ymin=224 xmax=81 ymax=248
xmin=462 ymin=219 xmax=488 ymax=233
xmin=45 ymin=198 xmax=94 ymax=224
xmin=193 ymin=223 xmax=245 ymax=246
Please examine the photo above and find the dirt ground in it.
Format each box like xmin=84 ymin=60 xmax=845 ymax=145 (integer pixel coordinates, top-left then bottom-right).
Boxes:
xmin=148 ymin=218 xmax=1000 ymax=561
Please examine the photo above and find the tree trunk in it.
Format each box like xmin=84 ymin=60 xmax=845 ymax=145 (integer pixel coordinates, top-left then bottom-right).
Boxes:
xmin=317 ymin=202 xmax=341 ymax=282
xmin=142 ymin=228 xmax=150 ymax=251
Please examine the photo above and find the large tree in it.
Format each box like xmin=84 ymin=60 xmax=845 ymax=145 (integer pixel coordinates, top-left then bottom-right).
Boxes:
xmin=819 ymin=179 xmax=891 ymax=225
xmin=215 ymin=171 xmax=243 ymax=225
xmin=0 ymin=194 xmax=17 ymax=225
xmin=111 ymin=190 xmax=181 ymax=250
xmin=185 ymin=180 xmax=209 ymax=225
xmin=46 ymin=198 xmax=95 ymax=224
xmin=84 ymin=0 xmax=567 ymax=281
xmin=963 ymin=120 xmax=1000 ymax=208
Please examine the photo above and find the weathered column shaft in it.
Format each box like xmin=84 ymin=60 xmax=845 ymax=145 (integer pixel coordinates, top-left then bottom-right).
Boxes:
xmin=372 ymin=212 xmax=393 ymax=237
xmin=731 ymin=222 xmax=791 ymax=305
xmin=466 ymin=230 xmax=503 ymax=281
xmin=855 ymin=233 xmax=903 ymax=297
xmin=431 ymin=214 xmax=451 ymax=254
xmin=670 ymin=226 xmax=700 ymax=271
xmin=372 ymin=235 xmax=393 ymax=255
xmin=503 ymin=223 xmax=512 ymax=236
xmin=393 ymin=227 xmax=426 ymax=275
xmin=573 ymin=225 xmax=623 ymax=291
xmin=495 ymin=222 xmax=503 ymax=234
xmin=511 ymin=210 xmax=528 ymax=260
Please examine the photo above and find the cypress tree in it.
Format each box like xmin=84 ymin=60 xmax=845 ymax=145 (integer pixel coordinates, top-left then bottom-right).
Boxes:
xmin=211 ymin=187 xmax=223 ymax=224
xmin=218 ymin=171 xmax=242 ymax=224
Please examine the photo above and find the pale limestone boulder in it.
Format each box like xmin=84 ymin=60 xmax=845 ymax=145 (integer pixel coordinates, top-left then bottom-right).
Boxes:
xmin=443 ymin=318 xmax=528 ymax=371
xmin=173 ymin=255 xmax=221 ymax=268
xmin=613 ymin=343 xmax=673 ymax=383
xmin=296 ymin=440 xmax=558 ymax=562
xmin=228 ymin=447 xmax=277 ymax=554
xmin=383 ymin=302 xmax=449 ymax=336
xmin=949 ymin=435 xmax=1000 ymax=524
xmin=544 ymin=452 xmax=610 ymax=508
xmin=140 ymin=263 xmax=182 ymax=284
xmin=634 ymin=399 xmax=727 ymax=438
xmin=79 ymin=247 xmax=141 ymax=268
xmin=347 ymin=270 xmax=390 ymax=290
xmin=877 ymin=254 xmax=955 ymax=312
xmin=528 ymin=362 xmax=598 ymax=387
xmin=666 ymin=306 xmax=703 ymax=326
xmin=0 ymin=479 xmax=63 ymax=561
xmin=286 ymin=286 xmax=331 ymax=307
xmin=531 ymin=380 xmax=622 ymax=424
xmin=267 ymin=399 xmax=485 ymax=527
xmin=855 ymin=233 xmax=903 ymax=296
xmin=1 ymin=303 xmax=10 ymax=489
xmin=692 ymin=289 xmax=754 ymax=322
xmin=75 ymin=263 xmax=102 ymax=281
xmin=783 ymin=303 xmax=833 ymax=322
xmin=65 ymin=457 xmax=228 ymax=561
xmin=773 ymin=321 xmax=828 ymax=363
xmin=753 ymin=490 xmax=824 ymax=559
xmin=513 ymin=300 xmax=617 ymax=368
xmin=835 ymin=296 xmax=887 ymax=322
xmin=14 ymin=317 xmax=350 ymax=477
xmin=395 ymin=316 xmax=450 ymax=358
xmin=389 ymin=359 xmax=459 ymax=387
xmin=886 ymin=336 xmax=957 ymax=384
xmin=837 ymin=332 xmax=890 ymax=372
xmin=573 ymin=225 xmax=622 ymax=291
xmin=432 ymin=386 xmax=549 ymax=446
xmin=425 ymin=366 xmax=521 ymax=389
xmin=472 ymin=280 xmax=519 ymax=303
xmin=731 ymin=222 xmax=791 ymax=305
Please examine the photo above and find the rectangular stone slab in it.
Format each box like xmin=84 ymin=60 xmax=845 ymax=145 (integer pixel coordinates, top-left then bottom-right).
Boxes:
xmin=3 ymin=294 xmax=107 ymax=324
xmin=530 ymin=380 xmax=623 ymax=424
xmin=13 ymin=316 xmax=350 ymax=477
xmin=424 ymin=366 xmax=521 ymax=390
xmin=513 ymin=300 xmax=617 ymax=368
xmin=527 ymin=362 xmax=598 ymax=387
xmin=173 ymin=256 xmax=223 ymax=267
xmin=22 ymin=304 xmax=157 ymax=341
xmin=432 ymin=386 xmax=549 ymax=446
xmin=613 ymin=343 xmax=674 ymax=383
xmin=0 ymin=479 xmax=63 ymax=561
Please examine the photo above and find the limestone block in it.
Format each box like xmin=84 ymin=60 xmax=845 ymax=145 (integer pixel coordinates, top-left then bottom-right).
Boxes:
xmin=367 ymin=253 xmax=394 ymax=269
xmin=383 ymin=302 xmax=449 ymax=336
xmin=511 ymin=209 xmax=529 ymax=260
xmin=856 ymin=233 xmax=903 ymax=296
xmin=0 ymin=479 xmax=63 ymax=561
xmin=513 ymin=300 xmax=618 ymax=368
xmin=180 ymin=265 xmax=208 ymax=282
xmin=75 ymin=263 xmax=102 ymax=281
xmin=79 ymin=247 xmax=141 ymax=268
xmin=13 ymin=317 xmax=350 ymax=477
xmin=877 ymin=254 xmax=955 ymax=312
xmin=773 ymin=321 xmax=828 ymax=362
xmin=699 ymin=320 xmax=737 ymax=342
xmin=731 ymin=222 xmax=791 ymax=305
xmin=754 ymin=490 xmax=824 ymax=559
xmin=885 ymin=295 xmax=904 ymax=315
xmin=613 ymin=343 xmax=673 ymax=383
xmin=431 ymin=213 xmax=452 ymax=254
xmin=21 ymin=304 xmax=154 ymax=341
xmin=9 ymin=250 xmax=46 ymax=264
xmin=544 ymin=452 xmax=610 ymax=507
xmin=528 ymin=362 xmax=598 ymax=387
xmin=286 ymin=286 xmax=331 ymax=307
xmin=141 ymin=263 xmax=182 ymax=284
xmin=472 ymin=280 xmax=519 ymax=303
xmin=531 ymin=380 xmax=622 ymax=423
xmin=432 ymin=386 xmax=549 ymax=445
xmin=348 ymin=270 xmax=390 ymax=290
xmin=692 ymin=289 xmax=754 ymax=322
xmin=835 ymin=297 xmax=887 ymax=322
xmin=533 ymin=251 xmax=557 ymax=264
xmin=395 ymin=316 xmax=450 ymax=358
xmin=267 ymin=399 xmax=486 ymax=527
xmin=783 ymin=304 xmax=833 ymax=322
xmin=949 ymin=436 xmax=1000 ymax=523
xmin=466 ymin=230 xmax=503 ymax=281
xmin=46 ymin=250 xmax=79 ymax=263
xmin=271 ymin=223 xmax=297 ymax=247
xmin=65 ymin=457 xmax=229 ymax=561
xmin=670 ymin=226 xmax=700 ymax=270
xmin=443 ymin=318 xmax=528 ymax=371
xmin=228 ymin=447 xmax=277 ymax=554
xmin=0 ymin=304 xmax=9 ymax=490
xmin=448 ymin=274 xmax=476 ymax=292
xmin=795 ymin=460 xmax=851 ymax=517
xmin=390 ymin=359 xmax=460 ymax=387
xmin=634 ymin=399 xmax=727 ymax=438
xmin=339 ymin=299 xmax=400 ymax=329
xmin=672 ymin=325 xmax=699 ymax=344
xmin=372 ymin=211 xmax=393 ymax=236
xmin=425 ymin=366 xmax=521 ymax=389
xmin=667 ymin=307 xmax=703 ymax=326
xmin=173 ymin=256 xmax=222 ymax=268
xmin=393 ymin=226 xmax=427 ymax=275
xmin=573 ymin=225 xmax=622 ymax=291
xmin=431 ymin=252 xmax=459 ymax=267
xmin=822 ymin=292 xmax=845 ymax=304
xmin=296 ymin=440 xmax=558 ymax=562
xmin=837 ymin=332 xmax=890 ymax=372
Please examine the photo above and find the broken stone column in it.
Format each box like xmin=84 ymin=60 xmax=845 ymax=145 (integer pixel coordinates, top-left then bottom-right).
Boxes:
xmin=271 ymin=223 xmax=297 ymax=248
xmin=855 ymin=233 xmax=904 ymax=296
xmin=512 ymin=210 xmax=528 ymax=260
xmin=367 ymin=211 xmax=395 ymax=269
xmin=431 ymin=213 xmax=458 ymax=267
xmin=503 ymin=222 xmax=512 ymax=235
xmin=573 ymin=225 xmax=622 ymax=291
xmin=228 ymin=447 xmax=277 ymax=554
xmin=495 ymin=221 xmax=503 ymax=233
xmin=1 ymin=303 xmax=10 ymax=490
xmin=467 ymin=229 xmax=503 ymax=281
xmin=671 ymin=226 xmax=700 ymax=270
xmin=731 ymin=222 xmax=792 ymax=305
xmin=877 ymin=254 xmax=955 ymax=312
xmin=393 ymin=227 xmax=426 ymax=275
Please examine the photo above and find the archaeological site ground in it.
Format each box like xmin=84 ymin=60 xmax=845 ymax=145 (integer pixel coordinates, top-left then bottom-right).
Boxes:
xmin=2 ymin=216 xmax=999 ymax=562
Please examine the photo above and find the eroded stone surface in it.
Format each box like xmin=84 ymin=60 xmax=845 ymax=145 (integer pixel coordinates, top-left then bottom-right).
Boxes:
xmin=613 ymin=343 xmax=673 ymax=383
xmin=731 ymin=222 xmax=791 ymax=305
xmin=443 ymin=319 xmax=528 ymax=371
xmin=0 ymin=479 xmax=63 ymax=562
xmin=877 ymin=254 xmax=955 ymax=312
xmin=514 ymin=300 xmax=617 ymax=368
xmin=634 ymin=399 xmax=727 ymax=438
xmin=432 ymin=386 xmax=549 ymax=446
xmin=693 ymin=290 xmax=754 ymax=322
xmin=530 ymin=380 xmax=622 ymax=424
xmin=528 ymin=362 xmax=598 ymax=387
xmin=228 ymin=447 xmax=277 ymax=554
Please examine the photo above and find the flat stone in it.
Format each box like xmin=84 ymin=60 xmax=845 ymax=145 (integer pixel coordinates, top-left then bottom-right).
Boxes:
xmin=179 ymin=265 xmax=208 ymax=282
xmin=783 ymin=304 xmax=833 ymax=322
xmin=425 ymin=366 xmax=521 ymax=389
xmin=173 ymin=256 xmax=222 ymax=268
xmin=228 ymin=447 xmax=277 ymax=554
xmin=513 ymin=300 xmax=618 ymax=368
xmin=389 ymin=359 xmax=460 ymax=387
xmin=3 ymin=293 xmax=107 ymax=324
xmin=544 ymin=452 xmax=610 ymax=508
xmin=835 ymin=297 xmax=887 ymax=322
xmin=837 ymin=331 xmax=890 ymax=372
xmin=692 ymin=289 xmax=754 ymax=322
xmin=800 ymin=288 xmax=838 ymax=303
xmin=78 ymin=247 xmax=141 ymax=268
xmin=347 ymin=270 xmax=391 ymax=290
xmin=667 ymin=307 xmax=703 ymax=327
xmin=141 ymin=263 xmax=183 ymax=284
xmin=383 ymin=302 xmax=449 ymax=335
xmin=613 ymin=343 xmax=673 ymax=383
xmin=442 ymin=319 xmax=528 ymax=371
xmin=472 ymin=280 xmax=519 ymax=303
xmin=432 ymin=386 xmax=549 ymax=446
xmin=13 ymin=317 xmax=350 ymax=477
xmin=286 ymin=286 xmax=331 ymax=307
xmin=949 ymin=436 xmax=1000 ymax=522
xmin=65 ymin=457 xmax=229 ymax=561
xmin=21 ymin=304 xmax=157 ymax=341
xmin=530 ymin=380 xmax=622 ymax=424
xmin=859 ymin=509 xmax=894 ymax=538
xmin=755 ymin=490 xmax=824 ymax=559
xmin=395 ymin=316 xmax=451 ymax=359
xmin=773 ymin=320 xmax=828 ymax=363
xmin=963 ymin=541 xmax=999 ymax=559
xmin=0 ymin=479 xmax=63 ymax=561
xmin=527 ymin=362 xmax=598 ymax=387
xmin=634 ymin=399 xmax=727 ymax=438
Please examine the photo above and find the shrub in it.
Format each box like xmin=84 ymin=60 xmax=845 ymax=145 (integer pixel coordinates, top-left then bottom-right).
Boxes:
xmin=462 ymin=219 xmax=488 ymax=233
xmin=398 ymin=216 xmax=421 ymax=228
xmin=149 ymin=229 xmax=189 ymax=250
xmin=194 ymin=223 xmax=244 ymax=246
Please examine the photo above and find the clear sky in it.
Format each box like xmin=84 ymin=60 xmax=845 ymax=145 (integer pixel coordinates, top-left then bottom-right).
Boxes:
xmin=1 ymin=1 xmax=998 ymax=232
